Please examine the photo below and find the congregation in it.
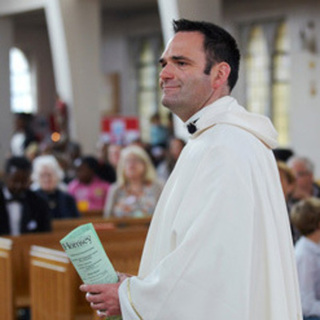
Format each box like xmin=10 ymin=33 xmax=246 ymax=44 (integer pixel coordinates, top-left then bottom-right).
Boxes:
xmin=0 ymin=111 xmax=186 ymax=234
xmin=275 ymin=152 xmax=320 ymax=319
xmin=2 ymin=111 xmax=320 ymax=319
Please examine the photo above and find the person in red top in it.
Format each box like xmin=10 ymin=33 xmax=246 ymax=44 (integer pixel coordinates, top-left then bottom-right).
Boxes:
xmin=68 ymin=156 xmax=110 ymax=211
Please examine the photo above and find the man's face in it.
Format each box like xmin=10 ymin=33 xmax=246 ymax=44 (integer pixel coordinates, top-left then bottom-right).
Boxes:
xmin=159 ymin=31 xmax=215 ymax=121
xmin=291 ymin=162 xmax=313 ymax=194
xmin=6 ymin=169 xmax=31 ymax=196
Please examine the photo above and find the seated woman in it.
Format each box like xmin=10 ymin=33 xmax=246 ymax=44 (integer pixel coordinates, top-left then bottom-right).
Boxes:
xmin=68 ymin=156 xmax=110 ymax=212
xmin=32 ymin=155 xmax=80 ymax=219
xmin=104 ymin=145 xmax=163 ymax=218
xmin=291 ymin=198 xmax=320 ymax=320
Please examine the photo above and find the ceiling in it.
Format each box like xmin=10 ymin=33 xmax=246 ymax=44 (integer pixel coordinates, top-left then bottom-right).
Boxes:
xmin=12 ymin=0 xmax=158 ymax=26
xmin=101 ymin=0 xmax=157 ymax=11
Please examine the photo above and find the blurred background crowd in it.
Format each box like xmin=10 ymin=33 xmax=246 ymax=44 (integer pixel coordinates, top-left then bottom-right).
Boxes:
xmin=3 ymin=112 xmax=320 ymax=319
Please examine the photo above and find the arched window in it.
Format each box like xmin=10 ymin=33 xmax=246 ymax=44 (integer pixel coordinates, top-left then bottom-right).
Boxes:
xmin=9 ymin=47 xmax=37 ymax=113
xmin=136 ymin=36 xmax=169 ymax=142
xmin=246 ymin=25 xmax=270 ymax=116
xmin=272 ymin=22 xmax=290 ymax=146
xmin=138 ymin=39 xmax=158 ymax=142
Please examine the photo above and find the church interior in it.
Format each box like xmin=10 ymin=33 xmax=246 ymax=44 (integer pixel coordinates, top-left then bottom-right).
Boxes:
xmin=0 ymin=0 xmax=320 ymax=175
xmin=1 ymin=0 xmax=320 ymax=319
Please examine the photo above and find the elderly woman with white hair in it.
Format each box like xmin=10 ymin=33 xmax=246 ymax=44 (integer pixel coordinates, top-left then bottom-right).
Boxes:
xmin=103 ymin=145 xmax=163 ymax=218
xmin=32 ymin=155 xmax=80 ymax=218
xmin=287 ymin=155 xmax=320 ymax=204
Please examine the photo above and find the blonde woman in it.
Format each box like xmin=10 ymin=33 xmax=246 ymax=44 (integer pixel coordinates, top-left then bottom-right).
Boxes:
xmin=104 ymin=145 xmax=162 ymax=218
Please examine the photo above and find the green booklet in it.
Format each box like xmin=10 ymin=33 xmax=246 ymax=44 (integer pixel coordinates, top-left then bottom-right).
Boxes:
xmin=60 ymin=223 xmax=122 ymax=320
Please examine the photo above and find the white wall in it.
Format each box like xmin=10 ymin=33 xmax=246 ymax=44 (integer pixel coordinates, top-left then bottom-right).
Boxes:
xmin=101 ymin=9 xmax=162 ymax=116
xmin=225 ymin=0 xmax=320 ymax=177
xmin=2 ymin=0 xmax=320 ymax=177
xmin=15 ymin=23 xmax=56 ymax=116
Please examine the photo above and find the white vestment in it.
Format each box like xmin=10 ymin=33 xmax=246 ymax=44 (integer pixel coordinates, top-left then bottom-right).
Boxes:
xmin=119 ymin=96 xmax=302 ymax=320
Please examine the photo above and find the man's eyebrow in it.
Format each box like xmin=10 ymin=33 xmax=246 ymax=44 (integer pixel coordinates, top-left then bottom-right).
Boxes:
xmin=159 ymin=56 xmax=193 ymax=64
xmin=171 ymin=55 xmax=192 ymax=62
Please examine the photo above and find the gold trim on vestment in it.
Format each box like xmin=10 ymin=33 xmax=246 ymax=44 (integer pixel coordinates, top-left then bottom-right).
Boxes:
xmin=127 ymin=278 xmax=143 ymax=320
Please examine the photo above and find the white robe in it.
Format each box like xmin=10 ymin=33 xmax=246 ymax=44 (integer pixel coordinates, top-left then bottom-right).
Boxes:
xmin=119 ymin=96 xmax=302 ymax=320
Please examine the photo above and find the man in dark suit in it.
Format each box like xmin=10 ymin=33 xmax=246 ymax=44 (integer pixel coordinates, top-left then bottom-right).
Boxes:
xmin=0 ymin=156 xmax=51 ymax=235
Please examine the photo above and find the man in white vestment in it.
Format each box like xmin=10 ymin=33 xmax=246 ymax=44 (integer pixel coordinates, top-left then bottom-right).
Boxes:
xmin=81 ymin=19 xmax=302 ymax=320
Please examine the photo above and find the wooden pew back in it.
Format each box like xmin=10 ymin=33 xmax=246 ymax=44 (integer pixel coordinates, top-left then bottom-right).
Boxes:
xmin=0 ymin=238 xmax=14 ymax=320
xmin=3 ymin=217 xmax=150 ymax=308
xmin=0 ymin=222 xmax=149 ymax=320
xmin=30 ymin=246 xmax=77 ymax=320
xmin=11 ymin=232 xmax=66 ymax=308
xmin=29 ymin=228 xmax=148 ymax=320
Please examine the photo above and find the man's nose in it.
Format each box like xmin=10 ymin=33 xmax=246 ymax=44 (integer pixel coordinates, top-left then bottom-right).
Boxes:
xmin=159 ymin=64 xmax=174 ymax=80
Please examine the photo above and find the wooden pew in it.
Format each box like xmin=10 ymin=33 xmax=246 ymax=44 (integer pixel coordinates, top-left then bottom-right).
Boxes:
xmin=0 ymin=225 xmax=148 ymax=320
xmin=8 ymin=217 xmax=150 ymax=312
xmin=30 ymin=246 xmax=78 ymax=320
xmin=52 ymin=216 xmax=152 ymax=233
xmin=0 ymin=237 xmax=14 ymax=320
xmin=10 ymin=232 xmax=65 ymax=309
xmin=29 ymin=228 xmax=148 ymax=320
xmin=0 ymin=233 xmax=65 ymax=320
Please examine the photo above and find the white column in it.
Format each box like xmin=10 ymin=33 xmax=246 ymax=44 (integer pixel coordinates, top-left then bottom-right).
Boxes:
xmin=177 ymin=0 xmax=222 ymax=25
xmin=45 ymin=0 xmax=102 ymax=154
xmin=158 ymin=0 xmax=222 ymax=43
xmin=0 ymin=17 xmax=14 ymax=166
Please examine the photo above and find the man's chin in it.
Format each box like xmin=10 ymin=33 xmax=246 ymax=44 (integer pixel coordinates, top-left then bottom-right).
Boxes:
xmin=161 ymin=97 xmax=178 ymax=110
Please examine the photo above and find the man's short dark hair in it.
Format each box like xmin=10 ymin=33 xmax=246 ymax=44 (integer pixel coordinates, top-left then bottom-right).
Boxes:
xmin=5 ymin=156 xmax=32 ymax=174
xmin=173 ymin=19 xmax=240 ymax=91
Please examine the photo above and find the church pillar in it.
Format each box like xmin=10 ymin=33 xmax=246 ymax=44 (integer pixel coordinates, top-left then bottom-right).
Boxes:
xmin=45 ymin=0 xmax=102 ymax=154
xmin=0 ymin=18 xmax=14 ymax=167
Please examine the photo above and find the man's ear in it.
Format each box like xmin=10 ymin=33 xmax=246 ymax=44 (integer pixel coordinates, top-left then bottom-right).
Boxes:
xmin=211 ymin=62 xmax=231 ymax=90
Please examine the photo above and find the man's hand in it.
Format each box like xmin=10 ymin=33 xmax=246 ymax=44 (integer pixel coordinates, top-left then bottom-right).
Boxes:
xmin=80 ymin=273 xmax=129 ymax=318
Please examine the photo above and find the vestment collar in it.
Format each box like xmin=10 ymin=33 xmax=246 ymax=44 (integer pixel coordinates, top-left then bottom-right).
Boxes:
xmin=187 ymin=96 xmax=278 ymax=149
